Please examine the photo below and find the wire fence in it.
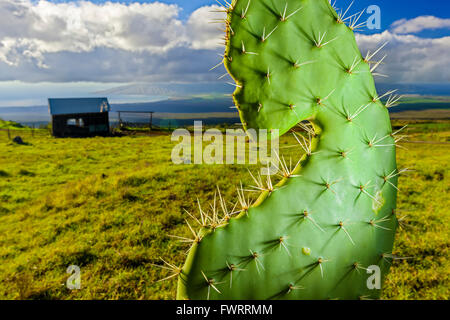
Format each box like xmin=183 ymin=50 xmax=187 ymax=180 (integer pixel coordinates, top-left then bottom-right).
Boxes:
xmin=0 ymin=127 xmax=51 ymax=140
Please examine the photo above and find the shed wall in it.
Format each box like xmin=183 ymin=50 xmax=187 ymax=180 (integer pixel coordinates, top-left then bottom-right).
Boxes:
xmin=52 ymin=112 xmax=109 ymax=137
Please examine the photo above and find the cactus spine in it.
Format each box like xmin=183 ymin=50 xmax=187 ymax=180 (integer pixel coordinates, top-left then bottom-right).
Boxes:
xmin=170 ymin=0 xmax=400 ymax=300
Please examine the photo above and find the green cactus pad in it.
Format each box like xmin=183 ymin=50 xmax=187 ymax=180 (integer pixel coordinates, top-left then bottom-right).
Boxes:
xmin=175 ymin=0 xmax=398 ymax=300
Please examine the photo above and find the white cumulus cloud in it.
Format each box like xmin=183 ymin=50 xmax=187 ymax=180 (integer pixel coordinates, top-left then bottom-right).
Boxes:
xmin=391 ymin=16 xmax=450 ymax=34
xmin=356 ymin=31 xmax=450 ymax=83
xmin=0 ymin=0 xmax=226 ymax=81
xmin=0 ymin=1 xmax=448 ymax=86
xmin=187 ymin=5 xmax=225 ymax=50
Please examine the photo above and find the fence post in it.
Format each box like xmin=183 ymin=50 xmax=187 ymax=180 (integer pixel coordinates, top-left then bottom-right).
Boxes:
xmin=150 ymin=112 xmax=153 ymax=130
xmin=7 ymin=128 xmax=10 ymax=140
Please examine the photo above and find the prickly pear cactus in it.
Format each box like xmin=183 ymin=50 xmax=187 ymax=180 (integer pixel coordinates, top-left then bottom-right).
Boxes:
xmin=173 ymin=0 xmax=401 ymax=300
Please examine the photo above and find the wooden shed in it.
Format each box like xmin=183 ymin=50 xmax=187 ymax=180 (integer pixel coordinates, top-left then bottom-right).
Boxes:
xmin=48 ymin=98 xmax=110 ymax=137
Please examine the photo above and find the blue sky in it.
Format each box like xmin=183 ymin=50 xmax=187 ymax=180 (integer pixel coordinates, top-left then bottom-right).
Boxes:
xmin=45 ymin=0 xmax=450 ymax=34
xmin=49 ymin=0 xmax=215 ymax=19
xmin=353 ymin=0 xmax=450 ymax=37
xmin=0 ymin=0 xmax=449 ymax=106
xmin=50 ymin=0 xmax=450 ymax=24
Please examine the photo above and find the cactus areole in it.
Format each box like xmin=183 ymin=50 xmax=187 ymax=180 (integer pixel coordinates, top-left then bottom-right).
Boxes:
xmin=176 ymin=0 xmax=399 ymax=300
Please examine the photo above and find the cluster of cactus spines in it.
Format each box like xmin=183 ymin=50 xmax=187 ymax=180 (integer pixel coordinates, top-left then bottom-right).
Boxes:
xmin=154 ymin=0 xmax=406 ymax=300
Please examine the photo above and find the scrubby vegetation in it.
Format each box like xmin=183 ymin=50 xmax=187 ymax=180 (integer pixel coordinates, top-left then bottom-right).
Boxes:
xmin=0 ymin=118 xmax=25 ymax=130
xmin=0 ymin=121 xmax=448 ymax=299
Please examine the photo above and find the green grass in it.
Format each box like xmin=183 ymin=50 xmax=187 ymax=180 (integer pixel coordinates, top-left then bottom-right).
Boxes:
xmin=0 ymin=122 xmax=448 ymax=300
xmin=0 ymin=118 xmax=25 ymax=130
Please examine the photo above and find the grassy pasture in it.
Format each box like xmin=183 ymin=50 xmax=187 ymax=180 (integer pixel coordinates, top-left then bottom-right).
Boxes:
xmin=0 ymin=119 xmax=25 ymax=130
xmin=0 ymin=121 xmax=448 ymax=300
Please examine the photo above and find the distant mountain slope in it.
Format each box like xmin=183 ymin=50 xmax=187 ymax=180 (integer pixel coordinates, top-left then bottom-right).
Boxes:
xmin=96 ymin=84 xmax=178 ymax=97
xmin=97 ymin=82 xmax=450 ymax=98
xmin=111 ymin=96 xmax=233 ymax=113
xmin=0 ymin=95 xmax=448 ymax=125
xmin=95 ymin=83 xmax=232 ymax=97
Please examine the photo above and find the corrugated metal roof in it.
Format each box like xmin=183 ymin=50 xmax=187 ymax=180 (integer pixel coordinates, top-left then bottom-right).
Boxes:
xmin=48 ymin=98 xmax=110 ymax=115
